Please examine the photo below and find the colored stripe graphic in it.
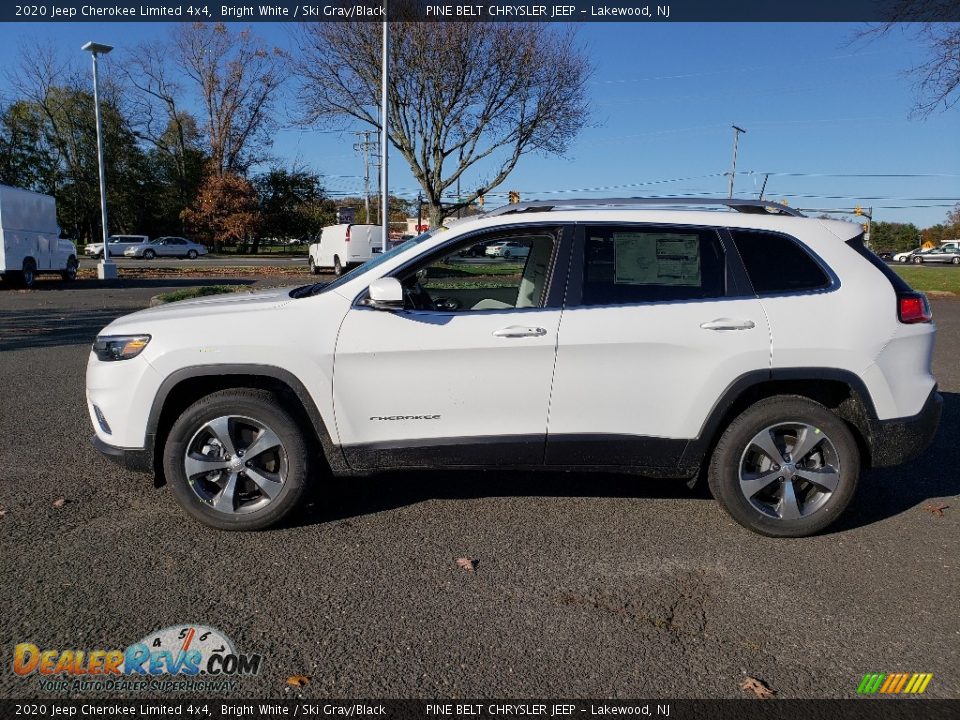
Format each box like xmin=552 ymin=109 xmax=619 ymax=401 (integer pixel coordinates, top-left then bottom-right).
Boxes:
xmin=858 ymin=673 xmax=886 ymax=694
xmin=858 ymin=672 xmax=932 ymax=694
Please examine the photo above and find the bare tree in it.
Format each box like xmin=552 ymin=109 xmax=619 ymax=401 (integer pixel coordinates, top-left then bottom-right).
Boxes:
xmin=293 ymin=22 xmax=591 ymax=224
xmin=174 ymin=22 xmax=286 ymax=175
xmin=857 ymin=6 xmax=960 ymax=115
xmin=119 ymin=43 xmax=203 ymax=209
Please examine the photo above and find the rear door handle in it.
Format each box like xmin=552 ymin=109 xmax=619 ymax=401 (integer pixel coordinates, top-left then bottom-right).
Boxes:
xmin=493 ymin=325 xmax=548 ymax=338
xmin=700 ymin=318 xmax=756 ymax=331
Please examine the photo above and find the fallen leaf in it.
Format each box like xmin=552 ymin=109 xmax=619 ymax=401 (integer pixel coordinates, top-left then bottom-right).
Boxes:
xmin=0 ymin=506 xmax=6 ymax=519
xmin=286 ymin=675 xmax=311 ymax=688
xmin=924 ymin=503 xmax=949 ymax=517
xmin=52 ymin=497 xmax=66 ymax=508
xmin=456 ymin=557 xmax=477 ymax=572
xmin=740 ymin=675 xmax=775 ymax=699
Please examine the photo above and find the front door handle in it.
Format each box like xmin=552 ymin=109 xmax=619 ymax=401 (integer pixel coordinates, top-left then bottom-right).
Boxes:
xmin=700 ymin=318 xmax=756 ymax=331
xmin=493 ymin=325 xmax=548 ymax=338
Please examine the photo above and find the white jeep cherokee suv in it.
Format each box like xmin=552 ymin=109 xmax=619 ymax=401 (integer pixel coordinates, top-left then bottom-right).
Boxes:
xmin=86 ymin=198 xmax=941 ymax=537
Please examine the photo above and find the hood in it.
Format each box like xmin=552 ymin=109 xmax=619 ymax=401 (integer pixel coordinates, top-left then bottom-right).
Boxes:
xmin=107 ymin=286 xmax=297 ymax=330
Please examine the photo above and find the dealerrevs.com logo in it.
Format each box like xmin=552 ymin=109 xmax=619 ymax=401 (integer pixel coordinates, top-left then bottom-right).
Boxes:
xmin=13 ymin=624 xmax=261 ymax=693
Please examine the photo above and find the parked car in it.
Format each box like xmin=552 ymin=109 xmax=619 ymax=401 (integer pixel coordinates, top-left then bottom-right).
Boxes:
xmin=88 ymin=197 xmax=940 ymax=537
xmin=876 ymin=251 xmax=893 ymax=261
xmin=86 ymin=234 xmax=149 ymax=259
xmin=0 ymin=184 xmax=77 ymax=287
xmin=892 ymin=249 xmax=920 ymax=263
xmin=910 ymin=246 xmax=960 ymax=265
xmin=459 ymin=240 xmax=496 ymax=258
xmin=124 ymin=237 xmax=207 ymax=260
xmin=308 ymin=224 xmax=384 ymax=276
xmin=485 ymin=240 xmax=531 ymax=259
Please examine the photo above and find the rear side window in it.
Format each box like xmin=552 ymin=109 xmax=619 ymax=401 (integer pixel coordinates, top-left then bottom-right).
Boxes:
xmin=730 ymin=230 xmax=831 ymax=295
xmin=580 ymin=226 xmax=725 ymax=305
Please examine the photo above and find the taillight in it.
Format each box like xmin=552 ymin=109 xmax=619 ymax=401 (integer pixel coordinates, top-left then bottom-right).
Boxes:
xmin=345 ymin=225 xmax=351 ymax=243
xmin=898 ymin=292 xmax=932 ymax=324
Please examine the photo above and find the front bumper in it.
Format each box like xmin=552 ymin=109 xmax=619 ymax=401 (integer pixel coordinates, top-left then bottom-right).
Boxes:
xmin=92 ymin=435 xmax=154 ymax=474
xmin=866 ymin=386 xmax=942 ymax=467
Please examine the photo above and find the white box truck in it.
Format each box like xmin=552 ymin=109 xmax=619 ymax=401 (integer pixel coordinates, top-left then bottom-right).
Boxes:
xmin=0 ymin=185 xmax=78 ymax=287
xmin=308 ymin=224 xmax=384 ymax=276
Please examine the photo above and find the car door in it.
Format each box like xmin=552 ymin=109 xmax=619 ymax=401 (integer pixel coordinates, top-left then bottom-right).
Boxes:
xmin=333 ymin=225 xmax=571 ymax=470
xmin=546 ymin=223 xmax=771 ymax=470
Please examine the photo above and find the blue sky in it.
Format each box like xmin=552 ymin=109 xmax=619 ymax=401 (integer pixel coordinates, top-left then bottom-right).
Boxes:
xmin=0 ymin=21 xmax=958 ymax=227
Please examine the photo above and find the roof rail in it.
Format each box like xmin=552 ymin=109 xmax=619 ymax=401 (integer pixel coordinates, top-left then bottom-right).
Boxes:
xmin=483 ymin=197 xmax=805 ymax=218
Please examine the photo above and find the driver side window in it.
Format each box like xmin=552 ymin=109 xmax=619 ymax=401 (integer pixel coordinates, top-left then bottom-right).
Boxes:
xmin=397 ymin=231 xmax=558 ymax=312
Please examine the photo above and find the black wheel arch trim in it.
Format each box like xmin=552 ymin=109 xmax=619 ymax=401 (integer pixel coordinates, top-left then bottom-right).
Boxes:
xmin=146 ymin=364 xmax=346 ymax=473
xmin=681 ymin=367 xmax=880 ymax=469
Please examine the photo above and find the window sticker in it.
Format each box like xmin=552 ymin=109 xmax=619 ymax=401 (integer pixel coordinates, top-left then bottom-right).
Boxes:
xmin=613 ymin=233 xmax=701 ymax=286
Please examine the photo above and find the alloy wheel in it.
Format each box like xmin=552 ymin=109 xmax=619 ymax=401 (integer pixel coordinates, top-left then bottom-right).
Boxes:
xmin=183 ymin=415 xmax=288 ymax=515
xmin=738 ymin=422 xmax=841 ymax=521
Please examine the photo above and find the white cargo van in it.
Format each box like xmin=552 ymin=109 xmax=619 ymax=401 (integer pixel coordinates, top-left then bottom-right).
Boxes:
xmin=0 ymin=185 xmax=78 ymax=288
xmin=308 ymin=224 xmax=383 ymax=276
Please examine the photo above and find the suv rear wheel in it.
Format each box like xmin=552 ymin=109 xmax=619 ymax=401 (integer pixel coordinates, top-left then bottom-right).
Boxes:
xmin=163 ymin=389 xmax=310 ymax=531
xmin=708 ymin=396 xmax=859 ymax=537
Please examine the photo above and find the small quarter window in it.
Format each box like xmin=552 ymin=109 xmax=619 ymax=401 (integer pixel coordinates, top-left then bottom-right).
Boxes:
xmin=730 ymin=230 xmax=830 ymax=294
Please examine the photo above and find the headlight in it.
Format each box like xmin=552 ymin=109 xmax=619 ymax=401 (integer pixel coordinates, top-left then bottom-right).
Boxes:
xmin=92 ymin=335 xmax=151 ymax=361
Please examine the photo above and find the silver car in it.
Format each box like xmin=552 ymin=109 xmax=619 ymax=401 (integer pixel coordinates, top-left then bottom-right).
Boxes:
xmin=910 ymin=246 xmax=960 ymax=265
xmin=124 ymin=237 xmax=208 ymax=260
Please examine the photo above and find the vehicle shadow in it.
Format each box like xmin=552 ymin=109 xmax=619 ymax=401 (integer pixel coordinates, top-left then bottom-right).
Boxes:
xmin=297 ymin=467 xmax=699 ymax=529
xmin=833 ymin=390 xmax=959 ymax=532
xmin=294 ymin=392 xmax=959 ymax=534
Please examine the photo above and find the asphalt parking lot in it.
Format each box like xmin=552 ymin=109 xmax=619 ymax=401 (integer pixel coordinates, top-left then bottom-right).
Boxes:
xmin=0 ymin=279 xmax=957 ymax=700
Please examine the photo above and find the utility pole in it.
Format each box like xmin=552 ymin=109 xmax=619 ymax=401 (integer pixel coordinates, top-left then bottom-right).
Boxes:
xmin=353 ymin=130 xmax=376 ymax=223
xmin=727 ymin=124 xmax=746 ymax=198
xmin=379 ymin=11 xmax=389 ymax=254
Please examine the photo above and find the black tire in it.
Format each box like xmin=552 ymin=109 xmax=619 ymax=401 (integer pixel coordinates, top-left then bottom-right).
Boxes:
xmin=912 ymin=255 xmax=923 ymax=264
xmin=707 ymin=395 xmax=860 ymax=538
xmin=333 ymin=255 xmax=343 ymax=276
xmin=61 ymin=255 xmax=78 ymax=282
xmin=20 ymin=257 xmax=36 ymax=288
xmin=502 ymin=251 xmax=510 ymax=259
xmin=310 ymin=257 xmax=320 ymax=275
xmin=187 ymin=249 xmax=198 ymax=260
xmin=163 ymin=389 xmax=311 ymax=531
xmin=952 ymin=257 xmax=960 ymax=265
xmin=143 ymin=249 xmax=156 ymax=260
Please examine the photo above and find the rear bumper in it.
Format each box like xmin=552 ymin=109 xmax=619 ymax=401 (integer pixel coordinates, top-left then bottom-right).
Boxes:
xmin=92 ymin=435 xmax=154 ymax=474
xmin=866 ymin=386 xmax=942 ymax=467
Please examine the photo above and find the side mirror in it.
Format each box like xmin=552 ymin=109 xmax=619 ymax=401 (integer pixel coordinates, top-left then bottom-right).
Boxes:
xmin=365 ymin=277 xmax=403 ymax=310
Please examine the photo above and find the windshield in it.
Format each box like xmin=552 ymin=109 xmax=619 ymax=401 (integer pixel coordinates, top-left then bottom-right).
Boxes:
xmin=292 ymin=229 xmax=438 ymax=298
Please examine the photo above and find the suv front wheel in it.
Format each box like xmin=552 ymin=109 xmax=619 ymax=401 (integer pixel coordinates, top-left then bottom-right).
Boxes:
xmin=163 ymin=389 xmax=310 ymax=530
xmin=708 ymin=396 xmax=860 ymax=537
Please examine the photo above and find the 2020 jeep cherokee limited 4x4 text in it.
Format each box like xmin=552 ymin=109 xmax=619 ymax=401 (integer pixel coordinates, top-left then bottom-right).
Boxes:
xmin=86 ymin=198 xmax=941 ymax=536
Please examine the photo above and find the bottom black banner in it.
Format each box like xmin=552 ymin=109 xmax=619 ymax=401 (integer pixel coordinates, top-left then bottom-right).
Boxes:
xmin=1 ymin=700 xmax=957 ymax=720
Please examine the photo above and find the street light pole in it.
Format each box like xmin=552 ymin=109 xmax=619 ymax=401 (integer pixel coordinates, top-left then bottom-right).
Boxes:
xmin=379 ymin=11 xmax=389 ymax=254
xmin=727 ymin=124 xmax=746 ymax=199
xmin=82 ymin=41 xmax=115 ymax=280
